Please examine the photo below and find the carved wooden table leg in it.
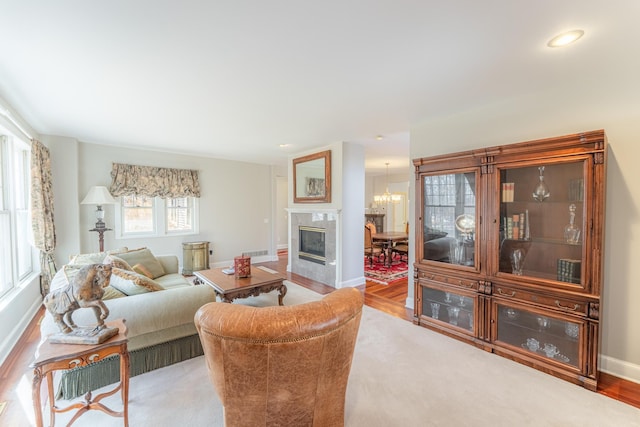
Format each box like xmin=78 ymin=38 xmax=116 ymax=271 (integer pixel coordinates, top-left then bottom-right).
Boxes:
xmin=277 ymin=283 xmax=288 ymax=306
xmin=31 ymin=367 xmax=44 ymax=427
xmin=30 ymin=319 xmax=129 ymax=427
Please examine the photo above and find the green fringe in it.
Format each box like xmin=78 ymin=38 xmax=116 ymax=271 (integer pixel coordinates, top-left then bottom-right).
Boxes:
xmin=56 ymin=334 xmax=203 ymax=400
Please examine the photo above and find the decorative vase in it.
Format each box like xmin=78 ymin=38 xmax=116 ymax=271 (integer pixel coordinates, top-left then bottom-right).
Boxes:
xmin=532 ymin=166 xmax=550 ymax=202
xmin=564 ymin=204 xmax=581 ymax=244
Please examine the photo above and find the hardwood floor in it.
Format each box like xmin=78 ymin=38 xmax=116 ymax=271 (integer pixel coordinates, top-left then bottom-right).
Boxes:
xmin=1 ymin=254 xmax=638 ymax=425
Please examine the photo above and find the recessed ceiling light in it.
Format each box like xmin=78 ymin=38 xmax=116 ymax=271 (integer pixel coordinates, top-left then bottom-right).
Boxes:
xmin=279 ymin=144 xmax=290 ymax=148
xmin=376 ymin=135 xmax=384 ymax=140
xmin=547 ymin=29 xmax=584 ymax=48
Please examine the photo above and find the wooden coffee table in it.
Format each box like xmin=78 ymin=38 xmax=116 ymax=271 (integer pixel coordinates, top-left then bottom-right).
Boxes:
xmin=194 ymin=266 xmax=288 ymax=305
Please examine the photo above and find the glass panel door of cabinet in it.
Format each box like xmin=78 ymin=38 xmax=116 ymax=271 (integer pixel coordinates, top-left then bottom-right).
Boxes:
xmin=494 ymin=302 xmax=581 ymax=368
xmin=421 ymin=286 xmax=475 ymax=332
xmin=498 ymin=161 xmax=586 ymax=285
xmin=422 ymin=171 xmax=478 ymax=267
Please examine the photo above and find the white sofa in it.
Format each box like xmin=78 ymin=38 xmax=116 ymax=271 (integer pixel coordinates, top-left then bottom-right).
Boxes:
xmin=40 ymin=250 xmax=216 ymax=399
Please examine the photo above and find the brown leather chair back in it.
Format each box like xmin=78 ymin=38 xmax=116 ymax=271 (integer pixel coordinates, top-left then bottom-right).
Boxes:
xmin=195 ymin=287 xmax=364 ymax=427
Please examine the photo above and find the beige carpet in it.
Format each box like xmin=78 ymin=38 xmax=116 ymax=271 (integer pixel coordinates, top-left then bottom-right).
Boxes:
xmin=42 ymin=281 xmax=640 ymax=427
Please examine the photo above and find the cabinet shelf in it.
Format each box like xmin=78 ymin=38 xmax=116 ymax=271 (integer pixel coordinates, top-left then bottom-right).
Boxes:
xmin=501 ymin=237 xmax=581 ymax=246
xmin=502 ymin=200 xmax=584 ymax=205
xmin=414 ymin=130 xmax=606 ymax=390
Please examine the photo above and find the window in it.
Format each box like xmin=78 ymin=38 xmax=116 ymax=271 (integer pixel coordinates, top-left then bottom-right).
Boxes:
xmin=423 ymin=172 xmax=475 ymax=237
xmin=0 ymin=133 xmax=33 ymax=299
xmin=122 ymin=195 xmax=155 ymax=234
xmin=166 ymin=197 xmax=194 ymax=232
xmin=117 ymin=196 xmax=198 ymax=238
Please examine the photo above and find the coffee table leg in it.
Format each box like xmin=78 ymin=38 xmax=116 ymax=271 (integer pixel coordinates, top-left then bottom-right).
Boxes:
xmin=215 ymin=291 xmax=230 ymax=303
xmin=277 ymin=283 xmax=288 ymax=306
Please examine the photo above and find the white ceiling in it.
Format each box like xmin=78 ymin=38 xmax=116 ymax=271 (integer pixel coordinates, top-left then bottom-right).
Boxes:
xmin=0 ymin=1 xmax=638 ymax=175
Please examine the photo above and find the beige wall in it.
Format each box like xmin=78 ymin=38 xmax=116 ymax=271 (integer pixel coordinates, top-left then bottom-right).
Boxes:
xmin=49 ymin=138 xmax=275 ymax=268
xmin=410 ymin=89 xmax=640 ymax=382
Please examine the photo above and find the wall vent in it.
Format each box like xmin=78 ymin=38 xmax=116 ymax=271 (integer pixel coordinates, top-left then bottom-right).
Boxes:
xmin=242 ymin=250 xmax=268 ymax=257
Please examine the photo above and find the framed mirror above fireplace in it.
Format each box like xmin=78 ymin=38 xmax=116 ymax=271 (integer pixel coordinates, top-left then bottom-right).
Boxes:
xmin=293 ymin=150 xmax=331 ymax=203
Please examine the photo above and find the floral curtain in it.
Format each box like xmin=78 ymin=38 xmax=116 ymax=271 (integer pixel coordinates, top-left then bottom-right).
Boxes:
xmin=31 ymin=140 xmax=57 ymax=296
xmin=109 ymin=163 xmax=201 ymax=198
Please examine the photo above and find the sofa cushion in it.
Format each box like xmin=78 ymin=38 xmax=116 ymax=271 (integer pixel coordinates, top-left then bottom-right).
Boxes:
xmin=155 ymin=273 xmax=192 ymax=289
xmin=109 ymin=268 xmax=165 ymax=295
xmin=117 ymin=248 xmax=165 ymax=279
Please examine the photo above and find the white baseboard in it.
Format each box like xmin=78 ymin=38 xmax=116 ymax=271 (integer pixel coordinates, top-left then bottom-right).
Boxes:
xmin=405 ymin=296 xmax=415 ymax=310
xmin=336 ymin=276 xmax=366 ymax=289
xmin=600 ymin=355 xmax=640 ymax=384
xmin=0 ymin=298 xmax=42 ymax=367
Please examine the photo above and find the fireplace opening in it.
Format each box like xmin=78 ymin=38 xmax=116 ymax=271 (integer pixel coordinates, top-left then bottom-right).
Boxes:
xmin=299 ymin=226 xmax=326 ymax=265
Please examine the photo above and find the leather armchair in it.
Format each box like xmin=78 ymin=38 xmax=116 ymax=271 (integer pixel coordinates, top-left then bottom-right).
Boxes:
xmin=194 ymin=287 xmax=364 ymax=427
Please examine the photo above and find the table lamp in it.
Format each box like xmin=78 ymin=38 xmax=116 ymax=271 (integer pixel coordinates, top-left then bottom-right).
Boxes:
xmin=81 ymin=186 xmax=116 ymax=229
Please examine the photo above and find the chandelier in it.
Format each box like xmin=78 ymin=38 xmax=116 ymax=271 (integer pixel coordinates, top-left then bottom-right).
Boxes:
xmin=374 ymin=163 xmax=402 ymax=204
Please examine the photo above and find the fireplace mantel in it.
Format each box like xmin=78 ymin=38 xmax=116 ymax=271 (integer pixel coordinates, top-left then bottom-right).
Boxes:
xmin=286 ymin=208 xmax=341 ymax=215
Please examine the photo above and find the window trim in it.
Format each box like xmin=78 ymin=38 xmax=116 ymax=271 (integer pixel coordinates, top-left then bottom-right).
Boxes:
xmin=114 ymin=196 xmax=199 ymax=239
xmin=0 ymin=132 xmax=34 ymax=300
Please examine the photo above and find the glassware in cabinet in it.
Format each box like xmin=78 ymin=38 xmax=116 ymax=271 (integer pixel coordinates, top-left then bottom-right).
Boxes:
xmin=493 ymin=301 xmax=582 ymax=369
xmin=420 ymin=285 xmax=476 ymax=333
xmin=497 ymin=160 xmax=586 ymax=286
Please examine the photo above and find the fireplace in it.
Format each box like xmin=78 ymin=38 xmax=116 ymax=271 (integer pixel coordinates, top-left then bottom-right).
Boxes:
xmin=299 ymin=226 xmax=326 ymax=265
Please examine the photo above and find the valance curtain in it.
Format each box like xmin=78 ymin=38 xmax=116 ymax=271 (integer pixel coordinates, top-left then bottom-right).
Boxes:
xmin=109 ymin=163 xmax=201 ymax=198
xmin=30 ymin=140 xmax=57 ymax=296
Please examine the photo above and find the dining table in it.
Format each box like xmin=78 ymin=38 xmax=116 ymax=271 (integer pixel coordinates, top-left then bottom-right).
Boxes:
xmin=372 ymin=231 xmax=409 ymax=267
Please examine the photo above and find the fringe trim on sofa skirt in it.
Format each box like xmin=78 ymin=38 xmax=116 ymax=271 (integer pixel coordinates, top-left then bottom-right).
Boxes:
xmin=56 ymin=333 xmax=204 ymax=400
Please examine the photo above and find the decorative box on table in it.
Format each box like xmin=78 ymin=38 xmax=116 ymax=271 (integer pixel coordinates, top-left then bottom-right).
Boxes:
xmin=234 ymin=256 xmax=251 ymax=278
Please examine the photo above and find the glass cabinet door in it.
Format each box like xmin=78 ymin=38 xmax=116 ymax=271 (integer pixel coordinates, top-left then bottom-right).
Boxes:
xmin=421 ymin=171 xmax=478 ymax=268
xmin=494 ymin=302 xmax=581 ymax=369
xmin=421 ymin=286 xmax=475 ymax=333
xmin=497 ymin=160 xmax=586 ymax=286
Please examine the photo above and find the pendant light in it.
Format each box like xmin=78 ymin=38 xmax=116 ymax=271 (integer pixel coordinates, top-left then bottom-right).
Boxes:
xmin=373 ymin=163 xmax=402 ymax=204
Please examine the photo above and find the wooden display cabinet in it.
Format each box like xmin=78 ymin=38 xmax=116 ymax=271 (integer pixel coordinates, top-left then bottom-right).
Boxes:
xmin=413 ymin=130 xmax=606 ymax=390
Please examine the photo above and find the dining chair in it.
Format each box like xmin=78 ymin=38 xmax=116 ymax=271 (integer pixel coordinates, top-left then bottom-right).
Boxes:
xmin=364 ymin=225 xmax=385 ymax=267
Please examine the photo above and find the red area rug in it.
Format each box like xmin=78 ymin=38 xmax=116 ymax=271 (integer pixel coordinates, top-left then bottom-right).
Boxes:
xmin=364 ymin=256 xmax=408 ymax=285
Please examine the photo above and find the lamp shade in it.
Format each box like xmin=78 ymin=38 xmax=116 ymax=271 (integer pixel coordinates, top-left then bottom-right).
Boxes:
xmin=81 ymin=186 xmax=116 ymax=205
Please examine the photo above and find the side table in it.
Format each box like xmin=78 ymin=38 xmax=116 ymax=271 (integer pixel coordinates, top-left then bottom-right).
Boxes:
xmin=31 ymin=319 xmax=129 ymax=427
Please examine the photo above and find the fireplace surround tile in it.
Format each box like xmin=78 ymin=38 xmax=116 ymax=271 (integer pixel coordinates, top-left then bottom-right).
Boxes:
xmin=289 ymin=210 xmax=338 ymax=286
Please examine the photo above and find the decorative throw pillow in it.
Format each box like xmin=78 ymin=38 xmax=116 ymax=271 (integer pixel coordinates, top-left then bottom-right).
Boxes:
xmin=68 ymin=247 xmax=129 ymax=265
xmin=109 ymin=268 xmax=164 ymax=295
xmin=102 ymin=286 xmax=127 ymax=300
xmin=132 ymin=263 xmax=154 ymax=278
xmin=117 ymin=248 xmax=165 ymax=279
xmin=62 ymin=264 xmax=85 ymax=284
xmin=103 ymin=254 xmax=133 ymax=271
xmin=49 ymin=269 xmax=72 ymax=293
